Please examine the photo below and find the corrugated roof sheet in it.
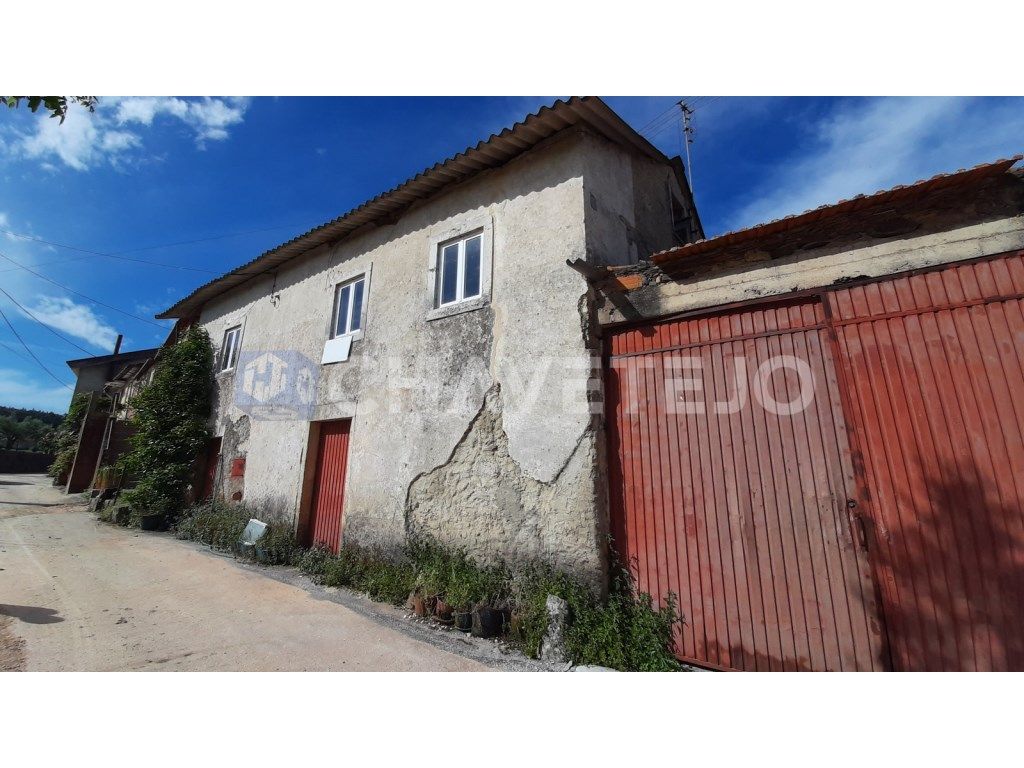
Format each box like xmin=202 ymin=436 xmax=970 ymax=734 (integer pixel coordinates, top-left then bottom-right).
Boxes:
xmin=158 ymin=96 xmax=673 ymax=319
xmin=652 ymin=156 xmax=1023 ymax=268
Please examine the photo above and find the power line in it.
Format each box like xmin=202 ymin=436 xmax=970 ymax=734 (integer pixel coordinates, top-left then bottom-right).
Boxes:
xmin=0 ymin=250 xmax=166 ymax=329
xmin=0 ymin=222 xmax=305 ymax=275
xmin=0 ymin=304 xmax=73 ymax=391
xmin=0 ymin=285 xmax=93 ymax=355
xmin=0 ymin=228 xmax=219 ymax=274
xmin=0 ymin=338 xmax=37 ymax=366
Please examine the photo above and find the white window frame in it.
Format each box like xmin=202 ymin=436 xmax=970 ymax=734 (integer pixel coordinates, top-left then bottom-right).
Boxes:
xmin=425 ymin=214 xmax=493 ymax=322
xmin=220 ymin=325 xmax=242 ymax=372
xmin=435 ymin=232 xmax=484 ymax=308
xmin=331 ymin=273 xmax=368 ymax=341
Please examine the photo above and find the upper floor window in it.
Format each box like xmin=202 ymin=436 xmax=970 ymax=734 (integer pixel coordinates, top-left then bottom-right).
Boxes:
xmin=436 ymin=232 xmax=482 ymax=308
xmin=220 ymin=325 xmax=242 ymax=372
xmin=333 ymin=275 xmax=366 ymax=338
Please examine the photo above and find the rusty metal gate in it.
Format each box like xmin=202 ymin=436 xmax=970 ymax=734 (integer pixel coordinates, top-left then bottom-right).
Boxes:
xmin=606 ymin=297 xmax=887 ymax=671
xmin=307 ymin=419 xmax=352 ymax=553
xmin=829 ymin=253 xmax=1024 ymax=670
xmin=605 ymin=251 xmax=1024 ymax=671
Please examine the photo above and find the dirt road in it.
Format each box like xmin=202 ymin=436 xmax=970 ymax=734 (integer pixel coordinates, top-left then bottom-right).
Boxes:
xmin=0 ymin=473 xmax=490 ymax=671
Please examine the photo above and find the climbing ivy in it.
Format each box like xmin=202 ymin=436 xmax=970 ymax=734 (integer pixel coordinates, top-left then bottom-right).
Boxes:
xmin=47 ymin=393 xmax=92 ymax=480
xmin=119 ymin=326 xmax=214 ymax=523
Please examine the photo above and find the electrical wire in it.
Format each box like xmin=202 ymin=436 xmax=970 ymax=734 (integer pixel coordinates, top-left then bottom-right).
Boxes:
xmin=0 ymin=222 xmax=306 ymax=275
xmin=0 ymin=304 xmax=73 ymax=391
xmin=0 ymin=250 xmax=167 ymax=329
xmin=0 ymin=285 xmax=93 ymax=355
xmin=0 ymin=229 xmax=219 ymax=274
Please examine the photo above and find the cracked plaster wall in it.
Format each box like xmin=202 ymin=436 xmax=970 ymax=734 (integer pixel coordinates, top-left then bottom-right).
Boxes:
xmin=195 ymin=129 xmax=680 ymax=580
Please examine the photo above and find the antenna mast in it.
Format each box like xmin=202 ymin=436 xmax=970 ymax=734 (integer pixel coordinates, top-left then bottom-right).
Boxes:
xmin=678 ymin=100 xmax=695 ymax=197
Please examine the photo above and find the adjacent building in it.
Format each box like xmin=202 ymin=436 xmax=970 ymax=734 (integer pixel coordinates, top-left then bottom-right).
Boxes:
xmin=596 ymin=157 xmax=1024 ymax=671
xmin=63 ymin=341 xmax=159 ymax=493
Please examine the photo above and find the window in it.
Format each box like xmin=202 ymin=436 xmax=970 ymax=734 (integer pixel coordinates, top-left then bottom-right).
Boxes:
xmin=332 ymin=275 xmax=366 ymax=338
xmin=220 ymin=325 xmax=242 ymax=372
xmin=435 ymin=232 xmax=482 ymax=308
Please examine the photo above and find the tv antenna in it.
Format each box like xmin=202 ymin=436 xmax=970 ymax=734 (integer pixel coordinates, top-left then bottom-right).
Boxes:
xmin=678 ymin=100 xmax=695 ymax=197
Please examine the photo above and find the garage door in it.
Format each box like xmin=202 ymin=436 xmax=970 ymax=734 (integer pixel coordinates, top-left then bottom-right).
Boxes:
xmin=306 ymin=419 xmax=352 ymax=553
xmin=605 ymin=251 xmax=1024 ymax=671
xmin=605 ymin=297 xmax=888 ymax=671
xmin=830 ymin=253 xmax=1024 ymax=670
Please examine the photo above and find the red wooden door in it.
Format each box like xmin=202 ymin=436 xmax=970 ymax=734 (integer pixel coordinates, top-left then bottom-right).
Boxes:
xmin=307 ymin=420 xmax=352 ymax=553
xmin=201 ymin=437 xmax=221 ymax=501
xmin=828 ymin=253 xmax=1024 ymax=670
xmin=605 ymin=297 xmax=888 ymax=671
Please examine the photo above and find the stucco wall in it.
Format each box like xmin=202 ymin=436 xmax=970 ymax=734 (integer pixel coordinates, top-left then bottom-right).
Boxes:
xmin=194 ymin=130 xmax=677 ymax=579
xmin=581 ymin=131 xmax=682 ymax=267
xmin=597 ymin=215 xmax=1024 ymax=325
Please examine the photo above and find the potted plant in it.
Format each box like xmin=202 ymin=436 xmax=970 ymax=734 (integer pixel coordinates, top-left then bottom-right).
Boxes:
xmin=139 ymin=512 xmax=164 ymax=531
xmin=471 ymin=602 xmax=505 ymax=638
xmin=433 ymin=596 xmax=453 ymax=623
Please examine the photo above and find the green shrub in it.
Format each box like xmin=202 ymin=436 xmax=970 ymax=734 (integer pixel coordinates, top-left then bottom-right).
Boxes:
xmin=47 ymin=393 xmax=91 ymax=480
xmin=296 ymin=537 xmax=683 ymax=671
xmin=300 ymin=544 xmax=416 ymax=605
xmin=118 ymin=326 xmax=214 ymax=524
xmin=175 ymin=500 xmax=298 ymax=564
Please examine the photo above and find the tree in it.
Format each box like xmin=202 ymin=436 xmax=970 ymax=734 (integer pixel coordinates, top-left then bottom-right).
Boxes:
xmin=2 ymin=97 xmax=98 ymax=123
xmin=119 ymin=327 xmax=213 ymax=523
xmin=0 ymin=415 xmax=22 ymax=450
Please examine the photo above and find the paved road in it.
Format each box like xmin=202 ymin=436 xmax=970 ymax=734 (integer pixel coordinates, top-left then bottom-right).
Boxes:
xmin=0 ymin=473 xmax=488 ymax=671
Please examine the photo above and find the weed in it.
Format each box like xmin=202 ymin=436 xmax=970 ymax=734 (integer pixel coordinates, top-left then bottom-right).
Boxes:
xmin=174 ymin=500 xmax=299 ymax=565
xmin=296 ymin=537 xmax=683 ymax=671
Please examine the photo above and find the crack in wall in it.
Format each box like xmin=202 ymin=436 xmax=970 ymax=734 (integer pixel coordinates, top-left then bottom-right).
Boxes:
xmin=404 ymin=383 xmax=600 ymax=576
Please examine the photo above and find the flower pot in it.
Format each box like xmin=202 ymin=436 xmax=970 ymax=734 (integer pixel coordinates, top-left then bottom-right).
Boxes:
xmin=434 ymin=598 xmax=453 ymax=621
xmin=408 ymin=591 xmax=427 ymax=617
xmin=453 ymin=611 xmax=473 ymax=632
xmin=139 ymin=513 xmax=163 ymax=531
xmin=471 ymin=606 xmax=504 ymax=638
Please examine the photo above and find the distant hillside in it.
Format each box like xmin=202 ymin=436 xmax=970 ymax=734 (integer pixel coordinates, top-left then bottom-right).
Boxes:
xmin=0 ymin=405 xmax=64 ymax=427
xmin=0 ymin=405 xmax=63 ymax=453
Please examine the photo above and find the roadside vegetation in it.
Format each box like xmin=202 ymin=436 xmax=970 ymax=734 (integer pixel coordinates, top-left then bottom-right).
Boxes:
xmin=103 ymin=493 xmax=682 ymax=671
xmin=117 ymin=326 xmax=214 ymax=526
xmin=296 ymin=538 xmax=683 ymax=671
xmin=0 ymin=405 xmax=62 ymax=453
xmin=47 ymin=394 xmax=92 ymax=480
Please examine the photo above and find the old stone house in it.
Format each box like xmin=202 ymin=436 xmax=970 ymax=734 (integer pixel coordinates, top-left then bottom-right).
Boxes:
xmin=155 ymin=96 xmax=1023 ymax=671
xmin=158 ymin=97 xmax=701 ymax=584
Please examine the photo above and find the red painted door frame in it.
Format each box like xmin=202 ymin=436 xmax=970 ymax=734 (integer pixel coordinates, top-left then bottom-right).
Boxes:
xmin=306 ymin=419 xmax=352 ymax=553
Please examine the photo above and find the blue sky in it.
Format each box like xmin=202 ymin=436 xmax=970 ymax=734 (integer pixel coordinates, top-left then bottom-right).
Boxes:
xmin=2 ymin=96 xmax=1023 ymax=413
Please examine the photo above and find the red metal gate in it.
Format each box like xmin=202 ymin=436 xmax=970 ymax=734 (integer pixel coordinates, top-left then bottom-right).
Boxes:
xmin=307 ymin=420 xmax=352 ymax=553
xmin=605 ymin=297 xmax=887 ymax=671
xmin=605 ymin=251 xmax=1024 ymax=671
xmin=829 ymin=253 xmax=1024 ymax=670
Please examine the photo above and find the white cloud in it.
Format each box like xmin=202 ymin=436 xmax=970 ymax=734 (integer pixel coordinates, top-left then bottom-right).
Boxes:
xmin=0 ymin=368 xmax=71 ymax=413
xmin=4 ymin=96 xmax=250 ymax=171
xmin=22 ymin=296 xmax=118 ymax=350
xmin=731 ymin=97 xmax=1024 ymax=230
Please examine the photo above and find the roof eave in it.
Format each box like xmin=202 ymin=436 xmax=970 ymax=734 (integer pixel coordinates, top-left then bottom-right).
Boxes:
xmin=157 ymin=96 xmax=673 ymax=320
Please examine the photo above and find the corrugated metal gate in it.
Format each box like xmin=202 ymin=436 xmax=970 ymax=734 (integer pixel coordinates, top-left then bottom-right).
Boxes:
xmin=829 ymin=254 xmax=1024 ymax=670
xmin=307 ymin=419 xmax=352 ymax=553
xmin=605 ymin=251 xmax=1024 ymax=671
xmin=606 ymin=297 xmax=887 ymax=671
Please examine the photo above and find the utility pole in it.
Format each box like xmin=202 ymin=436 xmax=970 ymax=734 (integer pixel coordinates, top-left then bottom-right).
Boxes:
xmin=678 ymin=100 xmax=695 ymax=198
